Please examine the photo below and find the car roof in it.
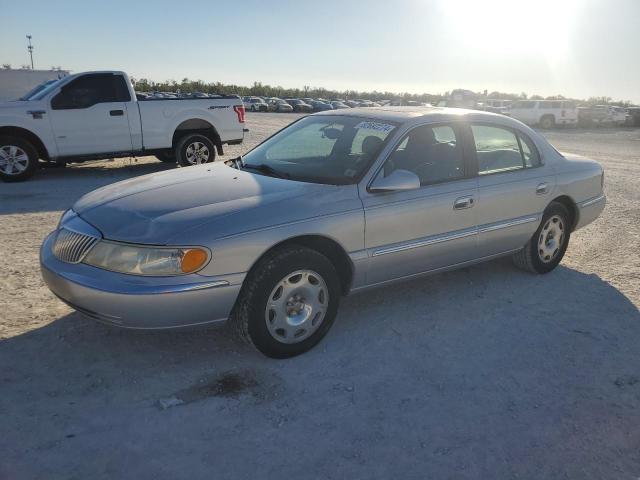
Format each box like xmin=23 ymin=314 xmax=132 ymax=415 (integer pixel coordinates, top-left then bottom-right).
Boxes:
xmin=312 ymin=106 xmax=517 ymax=126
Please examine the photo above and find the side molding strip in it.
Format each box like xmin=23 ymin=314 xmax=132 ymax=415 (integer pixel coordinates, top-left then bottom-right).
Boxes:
xmin=371 ymin=214 xmax=540 ymax=258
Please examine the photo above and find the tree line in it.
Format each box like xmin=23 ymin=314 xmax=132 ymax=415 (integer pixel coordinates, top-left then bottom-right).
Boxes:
xmin=130 ymin=77 xmax=634 ymax=107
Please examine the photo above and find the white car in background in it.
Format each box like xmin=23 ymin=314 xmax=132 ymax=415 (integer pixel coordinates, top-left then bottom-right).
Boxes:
xmin=243 ymin=97 xmax=268 ymax=112
xmin=594 ymin=105 xmax=628 ymax=125
xmin=508 ymin=100 xmax=578 ymax=128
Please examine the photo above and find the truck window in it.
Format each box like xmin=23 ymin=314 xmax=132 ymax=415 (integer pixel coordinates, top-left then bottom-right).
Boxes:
xmin=51 ymin=73 xmax=130 ymax=110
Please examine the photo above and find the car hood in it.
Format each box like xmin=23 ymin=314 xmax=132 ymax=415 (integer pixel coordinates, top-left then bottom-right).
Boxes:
xmin=0 ymin=100 xmax=38 ymax=110
xmin=74 ymin=163 xmax=355 ymax=245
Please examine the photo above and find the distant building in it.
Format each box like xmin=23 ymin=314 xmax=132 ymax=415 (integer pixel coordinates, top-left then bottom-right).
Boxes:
xmin=0 ymin=68 xmax=69 ymax=101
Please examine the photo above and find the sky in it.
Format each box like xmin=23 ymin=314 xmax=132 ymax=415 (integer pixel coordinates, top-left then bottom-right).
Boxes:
xmin=2 ymin=0 xmax=639 ymax=102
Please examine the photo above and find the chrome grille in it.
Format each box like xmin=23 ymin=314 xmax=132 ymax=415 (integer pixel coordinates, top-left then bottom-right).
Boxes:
xmin=53 ymin=228 xmax=99 ymax=264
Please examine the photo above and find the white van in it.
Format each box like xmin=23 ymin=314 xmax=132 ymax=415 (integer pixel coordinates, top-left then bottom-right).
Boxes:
xmin=508 ymin=100 xmax=578 ymax=128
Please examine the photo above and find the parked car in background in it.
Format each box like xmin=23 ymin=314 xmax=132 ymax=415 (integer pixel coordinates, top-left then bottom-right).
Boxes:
xmin=508 ymin=100 xmax=578 ymax=128
xmin=305 ymin=100 xmax=331 ymax=112
xmin=481 ymin=99 xmax=512 ymax=115
xmin=626 ymin=107 xmax=640 ymax=126
xmin=345 ymin=100 xmax=360 ymax=108
xmin=388 ymin=99 xmax=425 ymax=107
xmin=330 ymin=101 xmax=350 ymax=109
xmin=41 ymin=108 xmax=605 ymax=358
xmin=244 ymin=97 xmax=269 ymax=112
xmin=577 ymin=105 xmax=627 ymax=127
xmin=268 ymin=99 xmax=294 ymax=113
xmin=598 ymin=105 xmax=627 ymax=125
xmin=285 ymin=98 xmax=313 ymax=113
xmin=0 ymin=70 xmax=245 ymax=181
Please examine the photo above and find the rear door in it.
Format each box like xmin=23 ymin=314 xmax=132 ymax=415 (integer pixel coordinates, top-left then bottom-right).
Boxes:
xmin=362 ymin=122 xmax=479 ymax=285
xmin=48 ymin=73 xmax=133 ymax=156
xmin=470 ymin=123 xmax=556 ymax=257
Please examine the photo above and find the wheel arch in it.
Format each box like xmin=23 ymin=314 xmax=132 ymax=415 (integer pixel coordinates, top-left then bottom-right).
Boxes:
xmin=548 ymin=195 xmax=578 ymax=231
xmin=0 ymin=126 xmax=50 ymax=161
xmin=246 ymin=234 xmax=355 ymax=296
xmin=172 ymin=118 xmax=223 ymax=155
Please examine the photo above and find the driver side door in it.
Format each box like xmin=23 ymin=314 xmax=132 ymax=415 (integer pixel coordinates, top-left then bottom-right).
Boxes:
xmin=48 ymin=73 xmax=133 ymax=157
xmin=361 ymin=123 xmax=479 ymax=286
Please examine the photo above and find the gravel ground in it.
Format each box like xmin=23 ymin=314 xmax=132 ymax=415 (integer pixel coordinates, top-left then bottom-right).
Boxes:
xmin=1 ymin=113 xmax=639 ymax=479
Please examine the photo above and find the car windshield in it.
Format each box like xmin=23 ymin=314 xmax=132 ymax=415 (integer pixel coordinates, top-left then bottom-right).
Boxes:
xmin=241 ymin=115 xmax=398 ymax=185
xmin=24 ymin=77 xmax=65 ymax=101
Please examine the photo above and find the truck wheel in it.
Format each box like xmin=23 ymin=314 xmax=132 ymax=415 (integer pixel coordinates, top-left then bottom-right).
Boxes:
xmin=540 ymin=115 xmax=555 ymax=129
xmin=229 ymin=245 xmax=341 ymax=358
xmin=176 ymin=134 xmax=216 ymax=167
xmin=0 ymin=136 xmax=39 ymax=182
xmin=155 ymin=150 xmax=176 ymax=163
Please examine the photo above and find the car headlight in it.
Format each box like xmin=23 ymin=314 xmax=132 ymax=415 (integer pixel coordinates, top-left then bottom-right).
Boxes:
xmin=83 ymin=241 xmax=210 ymax=276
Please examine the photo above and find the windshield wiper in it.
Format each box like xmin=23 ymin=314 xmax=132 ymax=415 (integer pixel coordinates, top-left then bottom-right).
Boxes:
xmin=242 ymin=163 xmax=288 ymax=179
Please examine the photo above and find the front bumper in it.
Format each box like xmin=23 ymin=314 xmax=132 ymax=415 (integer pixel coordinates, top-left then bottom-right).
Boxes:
xmin=40 ymin=232 xmax=243 ymax=329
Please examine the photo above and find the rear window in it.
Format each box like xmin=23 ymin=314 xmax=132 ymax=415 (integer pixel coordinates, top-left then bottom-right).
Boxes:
xmin=472 ymin=125 xmax=541 ymax=174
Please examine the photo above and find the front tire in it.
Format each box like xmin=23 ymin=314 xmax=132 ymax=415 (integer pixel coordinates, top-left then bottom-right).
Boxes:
xmin=230 ymin=246 xmax=341 ymax=358
xmin=513 ymin=202 xmax=571 ymax=274
xmin=176 ymin=134 xmax=216 ymax=167
xmin=0 ymin=136 xmax=39 ymax=182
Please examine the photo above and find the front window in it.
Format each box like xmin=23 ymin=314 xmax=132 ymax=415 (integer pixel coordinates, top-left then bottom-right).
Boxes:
xmin=241 ymin=115 xmax=398 ymax=185
xmin=51 ymin=73 xmax=131 ymax=110
xmin=27 ymin=78 xmax=65 ymax=100
xmin=382 ymin=124 xmax=465 ymax=186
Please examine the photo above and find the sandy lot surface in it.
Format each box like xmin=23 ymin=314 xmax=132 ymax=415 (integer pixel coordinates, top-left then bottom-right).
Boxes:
xmin=1 ymin=113 xmax=639 ymax=479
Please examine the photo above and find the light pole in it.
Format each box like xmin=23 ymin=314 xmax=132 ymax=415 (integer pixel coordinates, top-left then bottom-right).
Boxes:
xmin=26 ymin=35 xmax=34 ymax=69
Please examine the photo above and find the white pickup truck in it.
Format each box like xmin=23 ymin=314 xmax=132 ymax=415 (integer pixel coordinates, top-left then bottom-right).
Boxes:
xmin=0 ymin=71 xmax=246 ymax=181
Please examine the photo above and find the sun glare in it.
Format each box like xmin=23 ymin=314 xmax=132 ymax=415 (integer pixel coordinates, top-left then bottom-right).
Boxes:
xmin=440 ymin=0 xmax=581 ymax=63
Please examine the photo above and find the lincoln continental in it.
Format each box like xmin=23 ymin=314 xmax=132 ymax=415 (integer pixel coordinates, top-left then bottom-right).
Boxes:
xmin=41 ymin=108 xmax=605 ymax=357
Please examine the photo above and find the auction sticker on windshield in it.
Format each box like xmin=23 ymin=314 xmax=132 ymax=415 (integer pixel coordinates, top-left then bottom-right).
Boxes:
xmin=355 ymin=121 xmax=396 ymax=133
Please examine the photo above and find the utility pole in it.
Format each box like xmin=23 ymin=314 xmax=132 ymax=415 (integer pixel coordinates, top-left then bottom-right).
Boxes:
xmin=26 ymin=35 xmax=34 ymax=69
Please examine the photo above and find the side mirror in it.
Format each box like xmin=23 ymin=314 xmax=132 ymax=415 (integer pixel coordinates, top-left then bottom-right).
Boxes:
xmin=368 ymin=169 xmax=420 ymax=193
xmin=321 ymin=127 xmax=341 ymax=140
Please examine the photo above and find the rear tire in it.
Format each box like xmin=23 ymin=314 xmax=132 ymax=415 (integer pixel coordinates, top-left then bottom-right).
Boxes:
xmin=513 ymin=202 xmax=571 ymax=274
xmin=539 ymin=115 xmax=556 ymax=129
xmin=0 ymin=136 xmax=39 ymax=182
xmin=229 ymin=246 xmax=341 ymax=358
xmin=176 ymin=134 xmax=216 ymax=167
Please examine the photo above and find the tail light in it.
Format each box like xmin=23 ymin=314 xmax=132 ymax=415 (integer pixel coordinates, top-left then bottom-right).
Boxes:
xmin=601 ymin=170 xmax=605 ymax=189
xmin=233 ymin=105 xmax=245 ymax=123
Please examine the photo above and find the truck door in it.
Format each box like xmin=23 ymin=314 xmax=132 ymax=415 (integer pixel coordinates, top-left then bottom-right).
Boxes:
xmin=48 ymin=73 xmax=133 ymax=157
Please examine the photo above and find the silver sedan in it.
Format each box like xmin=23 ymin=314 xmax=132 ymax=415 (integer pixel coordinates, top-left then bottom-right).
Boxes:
xmin=41 ymin=108 xmax=605 ymax=357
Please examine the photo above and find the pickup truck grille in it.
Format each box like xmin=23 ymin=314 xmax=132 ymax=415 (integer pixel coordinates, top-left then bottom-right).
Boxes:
xmin=53 ymin=228 xmax=99 ymax=264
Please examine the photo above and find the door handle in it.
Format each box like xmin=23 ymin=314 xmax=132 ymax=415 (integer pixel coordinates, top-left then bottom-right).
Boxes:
xmin=536 ymin=182 xmax=549 ymax=195
xmin=109 ymin=109 xmax=124 ymax=116
xmin=453 ymin=196 xmax=474 ymax=210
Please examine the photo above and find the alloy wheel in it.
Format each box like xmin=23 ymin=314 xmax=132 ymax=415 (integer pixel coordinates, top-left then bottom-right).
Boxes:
xmin=184 ymin=142 xmax=210 ymax=165
xmin=264 ymin=269 xmax=329 ymax=344
xmin=0 ymin=145 xmax=29 ymax=175
xmin=538 ymin=215 xmax=565 ymax=263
